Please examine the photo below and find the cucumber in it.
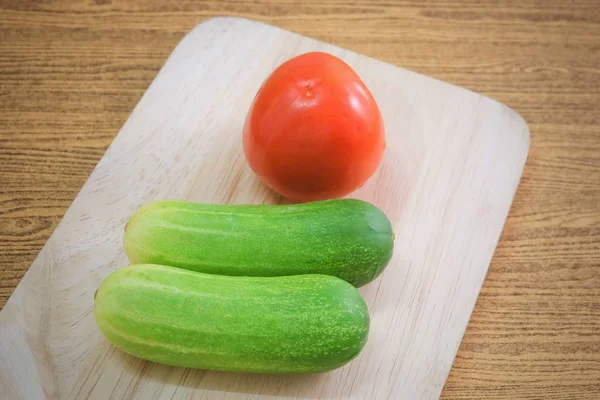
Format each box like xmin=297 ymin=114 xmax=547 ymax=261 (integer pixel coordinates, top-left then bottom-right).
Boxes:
xmin=94 ymin=264 xmax=370 ymax=374
xmin=123 ymin=199 xmax=394 ymax=287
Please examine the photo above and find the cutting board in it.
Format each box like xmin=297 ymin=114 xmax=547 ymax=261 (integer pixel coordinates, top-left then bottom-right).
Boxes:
xmin=0 ymin=17 xmax=529 ymax=400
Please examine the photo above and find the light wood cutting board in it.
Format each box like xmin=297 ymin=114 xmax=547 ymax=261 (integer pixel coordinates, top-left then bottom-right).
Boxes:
xmin=0 ymin=17 xmax=529 ymax=400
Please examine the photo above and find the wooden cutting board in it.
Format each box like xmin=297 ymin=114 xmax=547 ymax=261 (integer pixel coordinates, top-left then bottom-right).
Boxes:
xmin=0 ymin=17 xmax=529 ymax=400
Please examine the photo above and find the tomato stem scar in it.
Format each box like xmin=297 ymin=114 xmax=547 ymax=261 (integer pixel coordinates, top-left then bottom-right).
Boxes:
xmin=305 ymin=83 xmax=313 ymax=97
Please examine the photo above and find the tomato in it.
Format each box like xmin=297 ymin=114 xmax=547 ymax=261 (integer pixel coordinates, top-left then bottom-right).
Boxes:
xmin=242 ymin=52 xmax=385 ymax=202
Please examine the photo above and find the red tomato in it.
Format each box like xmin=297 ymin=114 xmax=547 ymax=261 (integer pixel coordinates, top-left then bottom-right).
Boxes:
xmin=242 ymin=52 xmax=385 ymax=202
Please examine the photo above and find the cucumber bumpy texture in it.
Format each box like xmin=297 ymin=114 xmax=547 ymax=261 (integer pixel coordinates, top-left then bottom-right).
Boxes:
xmin=123 ymin=199 xmax=394 ymax=287
xmin=94 ymin=264 xmax=370 ymax=374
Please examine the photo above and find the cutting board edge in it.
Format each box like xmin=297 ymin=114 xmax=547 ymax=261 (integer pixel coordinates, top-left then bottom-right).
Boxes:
xmin=192 ymin=15 xmax=532 ymax=144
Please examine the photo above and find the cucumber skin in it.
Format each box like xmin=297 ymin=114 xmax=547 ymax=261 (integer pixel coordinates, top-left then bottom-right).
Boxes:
xmin=94 ymin=264 xmax=370 ymax=374
xmin=123 ymin=199 xmax=394 ymax=287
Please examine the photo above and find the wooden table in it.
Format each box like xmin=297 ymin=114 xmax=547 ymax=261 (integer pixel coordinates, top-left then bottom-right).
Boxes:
xmin=1 ymin=1 xmax=598 ymax=398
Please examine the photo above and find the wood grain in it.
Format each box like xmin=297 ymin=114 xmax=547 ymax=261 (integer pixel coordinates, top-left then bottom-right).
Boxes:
xmin=0 ymin=1 xmax=598 ymax=399
xmin=0 ymin=17 xmax=529 ymax=399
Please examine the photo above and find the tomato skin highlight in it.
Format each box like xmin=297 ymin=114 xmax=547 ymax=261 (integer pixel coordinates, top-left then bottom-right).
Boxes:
xmin=243 ymin=52 xmax=385 ymax=202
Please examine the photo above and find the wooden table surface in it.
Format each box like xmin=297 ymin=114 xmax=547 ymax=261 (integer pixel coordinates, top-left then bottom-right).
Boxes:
xmin=1 ymin=1 xmax=599 ymax=398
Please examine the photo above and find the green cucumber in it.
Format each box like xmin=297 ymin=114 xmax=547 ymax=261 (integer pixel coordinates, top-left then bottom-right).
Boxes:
xmin=94 ymin=264 xmax=370 ymax=374
xmin=123 ymin=199 xmax=394 ymax=287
